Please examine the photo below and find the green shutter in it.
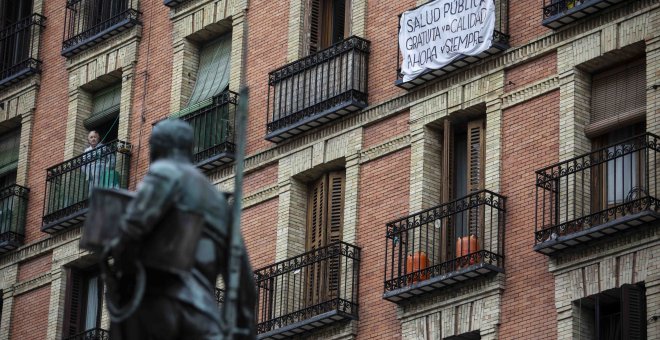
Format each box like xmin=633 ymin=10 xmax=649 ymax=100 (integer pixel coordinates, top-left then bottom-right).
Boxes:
xmin=84 ymin=84 xmax=121 ymax=130
xmin=0 ymin=130 xmax=20 ymax=177
xmin=187 ymin=33 xmax=232 ymax=107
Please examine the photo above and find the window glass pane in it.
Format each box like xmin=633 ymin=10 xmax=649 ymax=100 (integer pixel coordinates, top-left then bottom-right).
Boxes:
xmin=84 ymin=275 xmax=99 ymax=331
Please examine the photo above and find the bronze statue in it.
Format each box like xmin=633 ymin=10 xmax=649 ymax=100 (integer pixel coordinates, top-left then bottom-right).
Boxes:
xmin=83 ymin=118 xmax=256 ymax=339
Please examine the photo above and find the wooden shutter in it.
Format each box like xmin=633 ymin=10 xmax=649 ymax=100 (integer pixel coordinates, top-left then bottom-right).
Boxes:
xmin=305 ymin=0 xmax=321 ymax=55
xmin=588 ymin=59 xmax=646 ymax=136
xmin=326 ymin=171 xmax=344 ymax=299
xmin=466 ymin=119 xmax=485 ymax=238
xmin=306 ymin=175 xmax=327 ymax=251
xmin=305 ymin=175 xmax=327 ymax=307
xmin=63 ymin=269 xmax=84 ymax=337
xmin=621 ymin=284 xmax=647 ymax=340
xmin=441 ymin=119 xmax=454 ymax=262
xmin=466 ymin=119 xmax=485 ymax=194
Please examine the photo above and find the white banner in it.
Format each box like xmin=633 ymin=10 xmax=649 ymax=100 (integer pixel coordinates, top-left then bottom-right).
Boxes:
xmin=399 ymin=0 xmax=495 ymax=82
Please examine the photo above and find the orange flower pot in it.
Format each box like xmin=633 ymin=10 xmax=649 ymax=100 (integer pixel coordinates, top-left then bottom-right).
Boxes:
xmin=456 ymin=235 xmax=480 ymax=267
xmin=406 ymin=251 xmax=430 ymax=283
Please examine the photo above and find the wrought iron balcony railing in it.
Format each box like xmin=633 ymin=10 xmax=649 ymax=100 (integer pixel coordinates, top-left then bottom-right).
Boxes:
xmin=0 ymin=185 xmax=29 ymax=253
xmin=63 ymin=328 xmax=110 ymax=340
xmin=534 ymin=133 xmax=660 ymax=255
xmin=266 ymin=36 xmax=370 ymax=143
xmin=255 ymin=241 xmax=360 ymax=339
xmin=395 ymin=1 xmax=509 ymax=90
xmin=542 ymin=0 xmax=625 ymax=29
xmin=62 ymin=0 xmax=140 ymax=57
xmin=383 ymin=190 xmax=506 ymax=303
xmin=179 ymin=91 xmax=237 ymax=171
xmin=42 ymin=140 xmax=132 ymax=234
xmin=0 ymin=14 xmax=45 ymax=89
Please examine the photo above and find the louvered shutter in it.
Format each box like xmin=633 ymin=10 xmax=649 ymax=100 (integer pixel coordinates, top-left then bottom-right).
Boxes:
xmin=588 ymin=60 xmax=646 ymax=136
xmin=63 ymin=269 xmax=84 ymax=337
xmin=621 ymin=284 xmax=647 ymax=340
xmin=306 ymin=0 xmax=321 ymax=55
xmin=466 ymin=119 xmax=485 ymax=238
xmin=441 ymin=119 xmax=454 ymax=262
xmin=306 ymin=175 xmax=327 ymax=307
xmin=326 ymin=171 xmax=344 ymax=299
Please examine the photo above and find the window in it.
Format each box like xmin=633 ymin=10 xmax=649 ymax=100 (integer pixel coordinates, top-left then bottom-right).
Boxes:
xmin=0 ymin=129 xmax=20 ymax=189
xmin=85 ymin=84 xmax=121 ymax=144
xmin=440 ymin=117 xmax=485 ymax=260
xmin=63 ymin=268 xmax=104 ymax=338
xmin=589 ymin=59 xmax=646 ymax=213
xmin=305 ymin=170 xmax=345 ymax=306
xmin=0 ymin=0 xmax=33 ymax=74
xmin=173 ymin=33 xmax=233 ymax=160
xmin=304 ymin=0 xmax=351 ymax=54
xmin=574 ymin=284 xmax=647 ymax=340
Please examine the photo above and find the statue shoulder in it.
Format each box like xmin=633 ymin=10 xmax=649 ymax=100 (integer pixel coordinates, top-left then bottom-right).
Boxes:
xmin=148 ymin=160 xmax=183 ymax=182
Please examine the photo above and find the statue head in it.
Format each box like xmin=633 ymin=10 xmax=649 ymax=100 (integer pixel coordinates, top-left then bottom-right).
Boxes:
xmin=150 ymin=119 xmax=194 ymax=162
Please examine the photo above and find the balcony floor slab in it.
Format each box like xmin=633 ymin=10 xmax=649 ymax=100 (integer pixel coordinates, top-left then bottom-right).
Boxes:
xmin=42 ymin=207 xmax=88 ymax=234
xmin=258 ymin=309 xmax=355 ymax=340
xmin=534 ymin=209 xmax=660 ymax=255
xmin=383 ymin=262 xmax=504 ymax=303
xmin=542 ymin=0 xmax=625 ymax=29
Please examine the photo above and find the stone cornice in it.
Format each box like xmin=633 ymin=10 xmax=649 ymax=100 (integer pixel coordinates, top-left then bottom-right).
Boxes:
xmin=0 ymin=227 xmax=81 ymax=270
xmin=359 ymin=134 xmax=411 ymax=164
xmin=13 ymin=272 xmax=52 ymax=296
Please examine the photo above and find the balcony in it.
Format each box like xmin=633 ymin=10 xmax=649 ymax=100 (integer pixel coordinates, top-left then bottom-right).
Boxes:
xmin=0 ymin=185 xmax=29 ymax=253
xmin=534 ymin=133 xmax=660 ymax=255
xmin=255 ymin=242 xmax=360 ymax=339
xmin=178 ymin=91 xmax=237 ymax=171
xmin=383 ymin=190 xmax=506 ymax=303
xmin=63 ymin=328 xmax=110 ymax=340
xmin=542 ymin=0 xmax=625 ymax=29
xmin=395 ymin=1 xmax=509 ymax=90
xmin=0 ymin=14 xmax=46 ymax=89
xmin=62 ymin=0 xmax=140 ymax=57
xmin=42 ymin=140 xmax=132 ymax=234
xmin=266 ymin=36 xmax=370 ymax=143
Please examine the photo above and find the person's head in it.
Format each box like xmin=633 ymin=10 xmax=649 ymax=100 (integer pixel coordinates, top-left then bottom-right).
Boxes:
xmin=150 ymin=119 xmax=194 ymax=162
xmin=87 ymin=130 xmax=100 ymax=148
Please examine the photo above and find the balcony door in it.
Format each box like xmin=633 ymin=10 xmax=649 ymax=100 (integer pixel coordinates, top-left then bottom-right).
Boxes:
xmin=441 ymin=118 xmax=485 ymax=262
xmin=589 ymin=59 xmax=647 ymax=216
xmin=304 ymin=0 xmax=351 ymax=54
xmin=305 ymin=171 xmax=344 ymax=307
xmin=63 ymin=268 xmax=104 ymax=338
xmin=591 ymin=123 xmax=645 ymax=214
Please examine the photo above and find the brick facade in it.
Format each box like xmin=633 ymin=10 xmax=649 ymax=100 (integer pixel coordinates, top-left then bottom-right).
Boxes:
xmin=0 ymin=0 xmax=657 ymax=339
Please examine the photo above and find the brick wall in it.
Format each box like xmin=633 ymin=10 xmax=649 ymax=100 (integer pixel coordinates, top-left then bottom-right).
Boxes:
xmin=508 ymin=0 xmax=552 ymax=47
xmin=241 ymin=197 xmax=278 ymax=271
xmin=505 ymin=52 xmax=558 ymax=91
xmin=362 ymin=111 xmax=410 ymax=150
xmin=244 ymin=0 xmax=291 ymax=155
xmin=17 ymin=253 xmax=52 ymax=283
xmin=10 ymin=285 xmax=50 ymax=339
xmin=499 ymin=90 xmax=560 ymax=339
xmin=244 ymin=164 xmax=278 ymax=196
xmin=356 ymin=148 xmax=411 ymax=340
